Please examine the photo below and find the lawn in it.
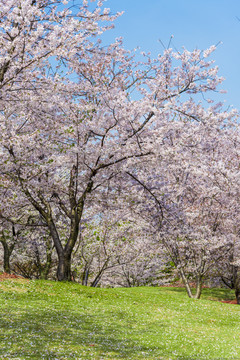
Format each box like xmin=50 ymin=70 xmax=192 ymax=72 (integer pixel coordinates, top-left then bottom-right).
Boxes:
xmin=0 ymin=279 xmax=239 ymax=359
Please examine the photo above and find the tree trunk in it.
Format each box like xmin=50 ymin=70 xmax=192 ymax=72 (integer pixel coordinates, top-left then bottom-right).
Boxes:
xmin=194 ymin=275 xmax=202 ymax=299
xmin=0 ymin=240 xmax=12 ymax=274
xmin=47 ymin=219 xmax=73 ymax=281
xmin=179 ymin=268 xmax=194 ymax=298
xmin=82 ymin=265 xmax=90 ymax=286
xmin=0 ymin=226 xmax=17 ymax=274
xmin=90 ymin=258 xmax=110 ymax=287
xmin=57 ymin=253 xmax=72 ymax=281
xmin=233 ymin=266 xmax=240 ymax=305
xmin=2 ymin=242 xmax=11 ymax=274
xmin=235 ymin=288 xmax=240 ymax=305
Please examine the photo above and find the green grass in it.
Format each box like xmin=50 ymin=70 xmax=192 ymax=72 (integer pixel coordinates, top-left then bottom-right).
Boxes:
xmin=0 ymin=280 xmax=239 ymax=359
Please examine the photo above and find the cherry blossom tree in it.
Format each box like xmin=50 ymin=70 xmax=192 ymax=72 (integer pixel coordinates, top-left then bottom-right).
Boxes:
xmin=205 ymin=124 xmax=240 ymax=303
xmin=1 ymin=0 xmax=235 ymax=283
xmin=12 ymin=230 xmax=56 ymax=279
xmin=0 ymin=176 xmax=29 ymax=274
xmin=74 ymin=217 xmax=138 ymax=287
xmin=125 ymin=103 xmax=238 ymax=298
xmin=0 ymin=0 xmax=120 ymax=280
xmin=0 ymin=177 xmax=55 ymax=277
xmin=0 ymin=0 xmax=118 ymax=93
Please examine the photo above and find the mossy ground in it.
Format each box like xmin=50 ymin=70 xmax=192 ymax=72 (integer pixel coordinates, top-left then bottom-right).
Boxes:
xmin=0 ymin=279 xmax=239 ymax=359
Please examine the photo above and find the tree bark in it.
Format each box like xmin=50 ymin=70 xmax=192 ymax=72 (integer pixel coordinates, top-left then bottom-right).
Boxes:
xmin=179 ymin=268 xmax=194 ymax=298
xmin=233 ymin=266 xmax=240 ymax=305
xmin=195 ymin=275 xmax=202 ymax=299
xmin=0 ymin=237 xmax=16 ymax=274
xmin=57 ymin=253 xmax=72 ymax=281
xmin=1 ymin=241 xmax=11 ymax=274
xmin=235 ymin=288 xmax=240 ymax=305
xmin=82 ymin=266 xmax=89 ymax=286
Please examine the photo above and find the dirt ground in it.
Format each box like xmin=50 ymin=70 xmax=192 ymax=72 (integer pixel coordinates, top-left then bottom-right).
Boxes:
xmin=0 ymin=272 xmax=23 ymax=281
xmin=221 ymin=299 xmax=237 ymax=304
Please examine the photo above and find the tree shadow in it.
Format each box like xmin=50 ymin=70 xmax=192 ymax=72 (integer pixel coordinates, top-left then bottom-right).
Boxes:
xmin=0 ymin=307 xmax=167 ymax=359
xmin=160 ymin=286 xmax=235 ymax=301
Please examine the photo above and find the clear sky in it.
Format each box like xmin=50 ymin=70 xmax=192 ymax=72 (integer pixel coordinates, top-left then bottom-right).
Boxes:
xmin=100 ymin=0 xmax=240 ymax=109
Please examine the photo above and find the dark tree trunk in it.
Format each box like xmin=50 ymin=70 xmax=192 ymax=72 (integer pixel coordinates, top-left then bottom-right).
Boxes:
xmin=0 ymin=239 xmax=14 ymax=274
xmin=0 ymin=226 xmax=17 ymax=274
xmin=47 ymin=219 xmax=73 ymax=281
xmin=57 ymin=253 xmax=72 ymax=281
xmin=233 ymin=266 xmax=240 ymax=305
xmin=82 ymin=265 xmax=90 ymax=286
xmin=235 ymin=289 xmax=240 ymax=305
xmin=2 ymin=242 xmax=11 ymax=274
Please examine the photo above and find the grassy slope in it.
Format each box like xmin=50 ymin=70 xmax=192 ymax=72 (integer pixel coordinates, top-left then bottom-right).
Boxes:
xmin=0 ymin=280 xmax=239 ymax=360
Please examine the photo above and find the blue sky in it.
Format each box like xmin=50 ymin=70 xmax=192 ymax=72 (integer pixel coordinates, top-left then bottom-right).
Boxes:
xmin=100 ymin=0 xmax=240 ymax=109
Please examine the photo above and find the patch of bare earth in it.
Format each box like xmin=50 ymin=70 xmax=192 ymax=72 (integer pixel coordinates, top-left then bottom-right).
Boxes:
xmin=0 ymin=273 xmax=27 ymax=281
xmin=221 ymin=299 xmax=238 ymax=304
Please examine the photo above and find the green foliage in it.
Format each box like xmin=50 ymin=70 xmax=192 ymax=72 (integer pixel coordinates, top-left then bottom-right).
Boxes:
xmin=0 ymin=280 xmax=239 ymax=359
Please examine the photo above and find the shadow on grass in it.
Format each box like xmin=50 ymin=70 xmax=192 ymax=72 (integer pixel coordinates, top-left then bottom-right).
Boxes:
xmin=0 ymin=306 xmax=166 ymax=359
xmin=1 ymin=282 xmax=237 ymax=359
xmin=161 ymin=286 xmax=235 ymax=302
xmin=201 ymin=287 xmax=235 ymax=301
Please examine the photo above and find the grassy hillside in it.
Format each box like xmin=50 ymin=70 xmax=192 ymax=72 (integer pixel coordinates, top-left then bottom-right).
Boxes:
xmin=0 ymin=279 xmax=239 ymax=359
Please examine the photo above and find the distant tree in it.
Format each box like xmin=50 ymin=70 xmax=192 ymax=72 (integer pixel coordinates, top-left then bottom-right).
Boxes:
xmin=207 ymin=126 xmax=240 ymax=303
xmin=125 ymin=107 xmax=238 ymax=299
